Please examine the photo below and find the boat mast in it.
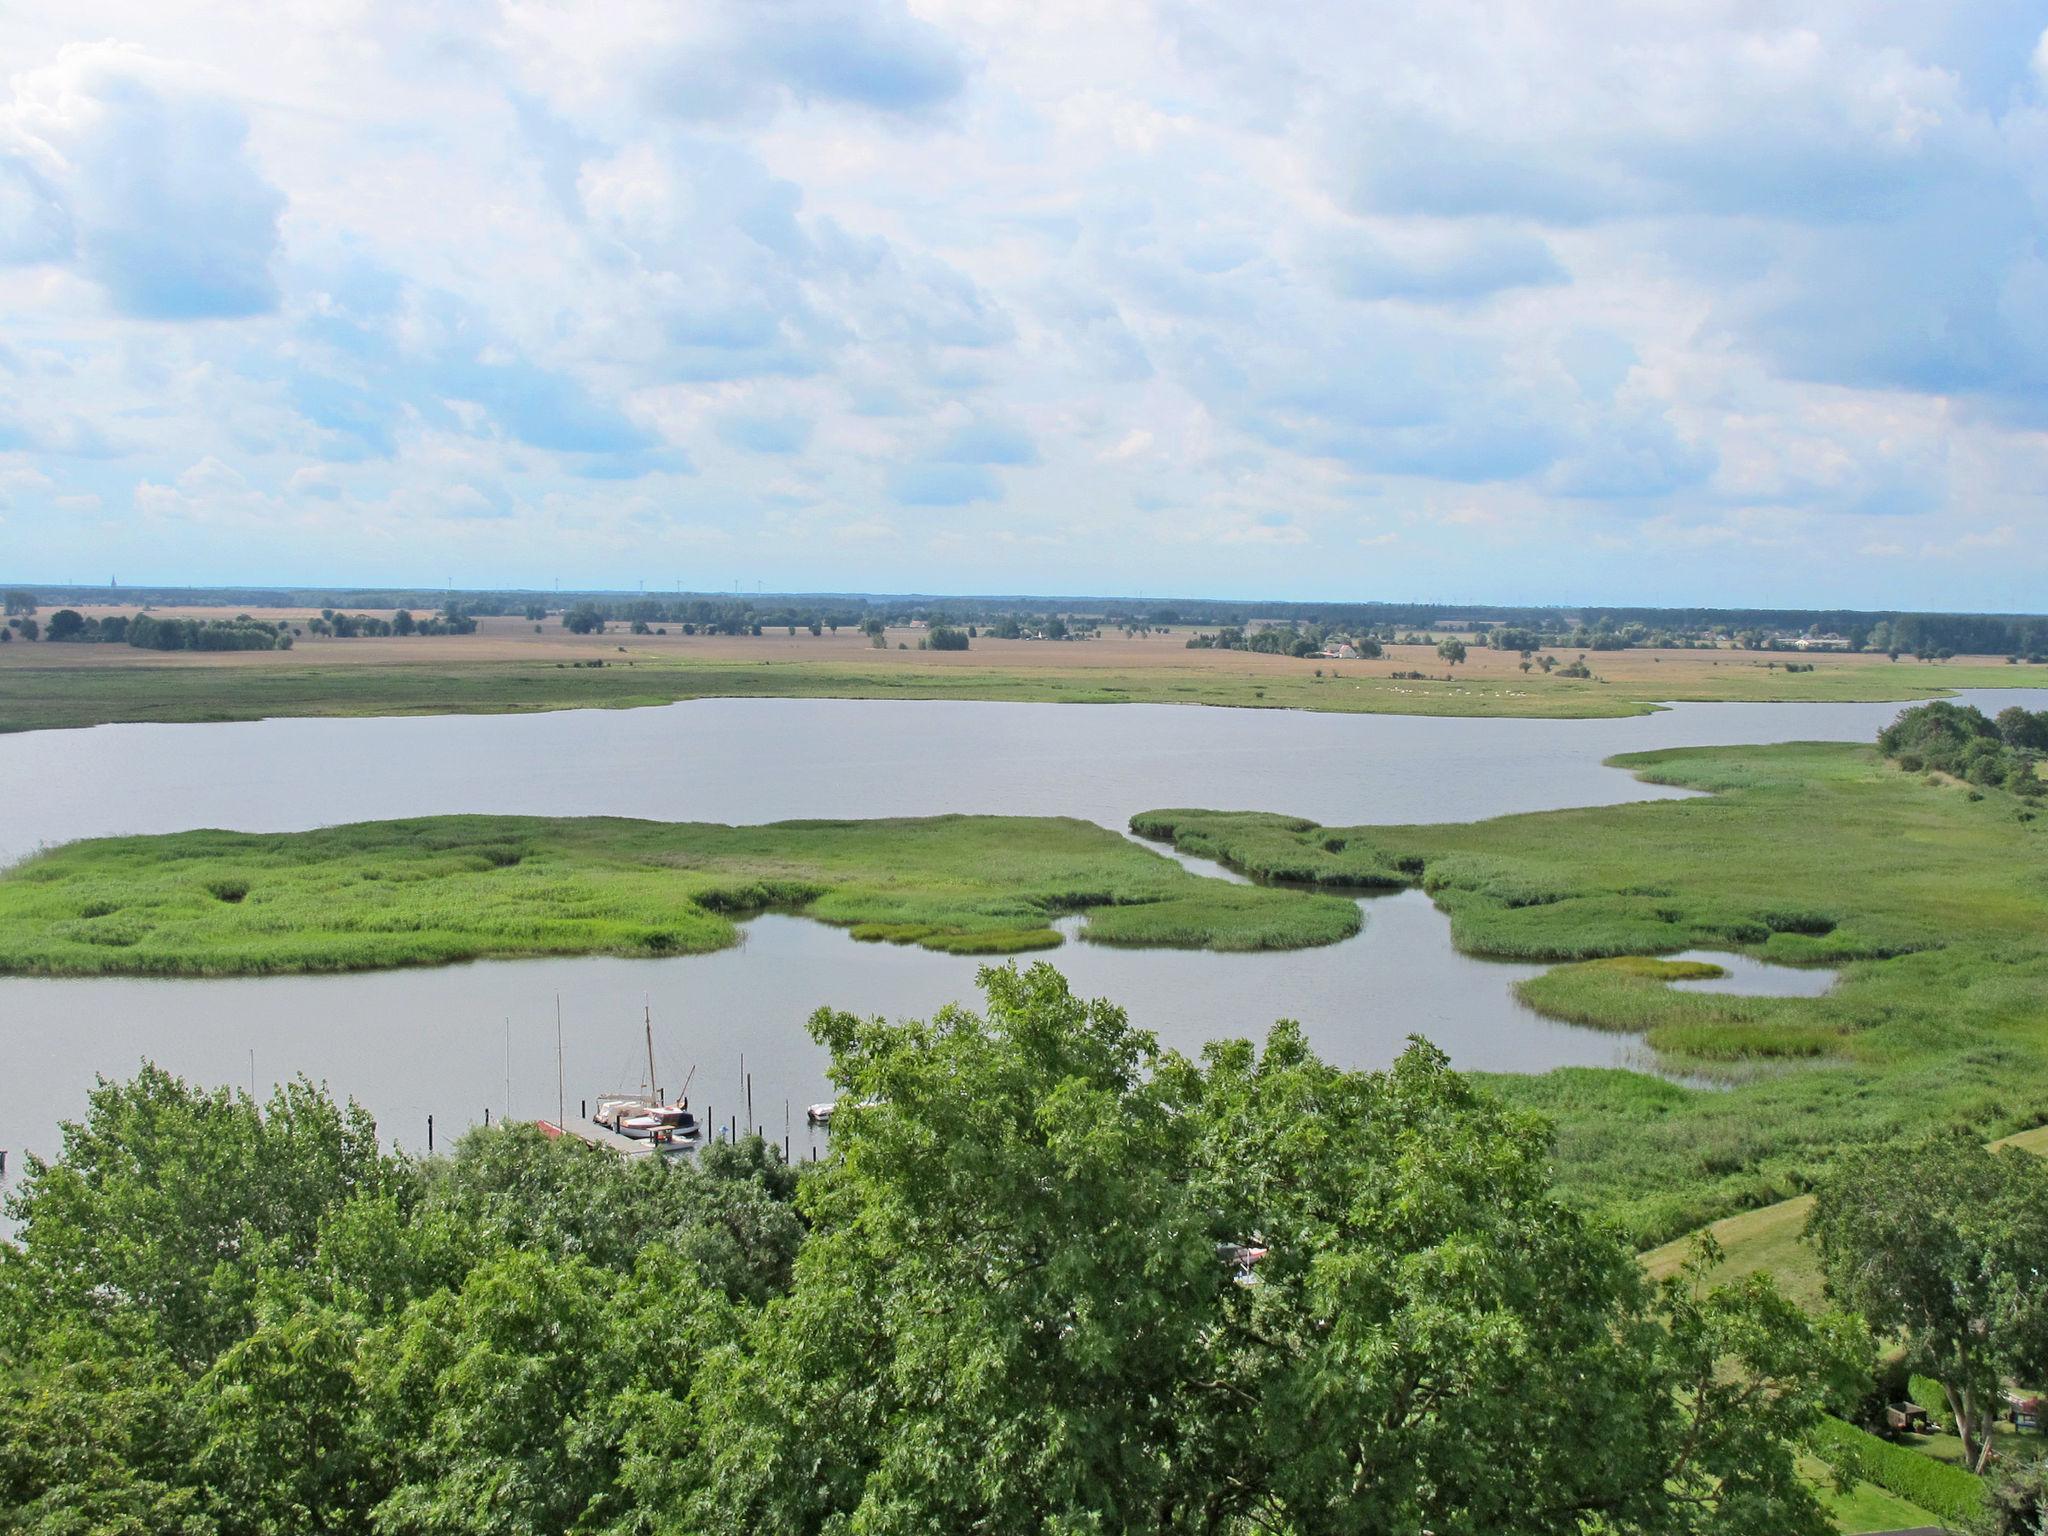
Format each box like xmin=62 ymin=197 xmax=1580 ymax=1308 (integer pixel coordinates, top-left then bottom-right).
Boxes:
xmin=644 ymin=998 xmax=660 ymax=1104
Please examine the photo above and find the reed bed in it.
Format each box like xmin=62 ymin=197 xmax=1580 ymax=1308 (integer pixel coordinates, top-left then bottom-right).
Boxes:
xmin=0 ymin=812 xmax=1356 ymax=975
xmin=1136 ymin=742 xmax=2048 ymax=1245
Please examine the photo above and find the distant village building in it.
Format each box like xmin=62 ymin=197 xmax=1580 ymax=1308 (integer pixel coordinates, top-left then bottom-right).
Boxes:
xmin=1793 ymin=633 xmax=1849 ymax=651
xmin=1319 ymin=643 xmax=1359 ymax=659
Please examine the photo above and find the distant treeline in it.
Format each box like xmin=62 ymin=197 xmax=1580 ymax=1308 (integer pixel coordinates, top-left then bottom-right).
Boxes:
xmin=15 ymin=611 xmax=293 ymax=651
xmin=16 ymin=605 xmax=480 ymax=649
xmin=6 ymin=585 xmax=2047 ymax=657
xmin=309 ymin=606 xmax=476 ymax=638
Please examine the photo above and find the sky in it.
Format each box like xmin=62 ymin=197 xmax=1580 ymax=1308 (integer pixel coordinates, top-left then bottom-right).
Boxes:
xmin=0 ymin=2 xmax=2045 ymax=609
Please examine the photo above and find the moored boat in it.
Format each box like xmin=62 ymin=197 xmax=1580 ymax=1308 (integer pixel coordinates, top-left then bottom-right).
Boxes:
xmin=592 ymin=1004 xmax=699 ymax=1147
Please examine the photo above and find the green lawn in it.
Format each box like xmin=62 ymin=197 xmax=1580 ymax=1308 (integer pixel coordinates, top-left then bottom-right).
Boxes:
xmin=0 ymin=813 xmax=1360 ymax=976
xmin=1137 ymin=744 xmax=2048 ymax=1244
xmin=1801 ymin=1456 xmax=1939 ymax=1534
xmin=1640 ymin=1125 xmax=2048 ymax=1312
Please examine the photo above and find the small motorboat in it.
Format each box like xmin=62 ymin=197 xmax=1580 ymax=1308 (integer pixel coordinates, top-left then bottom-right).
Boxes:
xmin=807 ymin=1095 xmax=879 ymax=1127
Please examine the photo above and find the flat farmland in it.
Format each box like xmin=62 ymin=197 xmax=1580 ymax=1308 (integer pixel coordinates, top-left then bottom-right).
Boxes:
xmin=0 ymin=608 xmax=2035 ymax=731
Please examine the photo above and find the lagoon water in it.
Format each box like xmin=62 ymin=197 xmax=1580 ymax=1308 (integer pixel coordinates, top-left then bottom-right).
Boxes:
xmin=0 ymin=893 xmax=1608 ymax=1167
xmin=0 ymin=688 xmax=2042 ymax=1166
xmin=4 ymin=689 xmax=2045 ymax=868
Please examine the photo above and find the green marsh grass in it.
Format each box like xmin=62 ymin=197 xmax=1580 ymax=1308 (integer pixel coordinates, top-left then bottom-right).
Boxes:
xmin=1136 ymin=742 xmax=2048 ymax=1243
xmin=0 ymin=813 xmax=1358 ymax=976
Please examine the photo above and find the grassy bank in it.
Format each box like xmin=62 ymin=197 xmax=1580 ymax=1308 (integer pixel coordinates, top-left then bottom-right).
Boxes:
xmin=0 ymin=813 xmax=1360 ymax=976
xmin=1637 ymin=1124 xmax=2048 ymax=1314
xmin=0 ymin=641 xmax=2034 ymax=733
xmin=1136 ymin=743 xmax=2048 ymax=1243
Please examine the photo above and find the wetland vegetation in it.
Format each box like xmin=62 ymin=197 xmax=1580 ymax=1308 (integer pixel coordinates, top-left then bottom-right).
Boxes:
xmin=0 ymin=813 xmax=1360 ymax=976
xmin=1137 ymin=728 xmax=2048 ymax=1244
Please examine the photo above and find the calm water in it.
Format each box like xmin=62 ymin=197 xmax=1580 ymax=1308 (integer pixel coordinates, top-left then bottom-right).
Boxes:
xmin=0 ymin=894 xmax=1628 ymax=1166
xmin=4 ymin=690 xmax=2045 ymax=868
xmin=0 ymin=689 xmax=2041 ymax=1169
xmin=1668 ymin=950 xmax=1839 ymax=998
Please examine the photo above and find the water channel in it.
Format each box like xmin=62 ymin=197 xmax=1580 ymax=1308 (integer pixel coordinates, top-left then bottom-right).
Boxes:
xmin=0 ymin=689 xmax=2040 ymax=1167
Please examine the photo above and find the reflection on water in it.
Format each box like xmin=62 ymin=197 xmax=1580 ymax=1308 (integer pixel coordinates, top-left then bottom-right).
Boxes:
xmin=1665 ymin=949 xmax=1839 ymax=997
xmin=0 ymin=891 xmax=1624 ymax=1168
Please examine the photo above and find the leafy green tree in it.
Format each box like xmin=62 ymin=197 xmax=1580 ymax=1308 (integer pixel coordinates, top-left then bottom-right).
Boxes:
xmin=702 ymin=964 xmax=1854 ymax=1534
xmin=0 ymin=1323 xmax=209 ymax=1535
xmin=192 ymin=1296 xmax=381 ymax=1536
xmin=43 ymin=609 xmax=86 ymax=641
xmin=4 ymin=1069 xmax=400 ymax=1366
xmin=1984 ymin=1452 xmax=2048 ymax=1535
xmin=1809 ymin=1138 xmax=2048 ymax=1471
xmin=363 ymin=1250 xmax=622 ymax=1535
xmin=561 ymin=604 xmax=604 ymax=635
xmin=1437 ymin=636 xmax=1468 ymax=664
xmin=391 ymin=609 xmax=416 ymax=636
xmin=1996 ymin=705 xmax=2048 ymax=752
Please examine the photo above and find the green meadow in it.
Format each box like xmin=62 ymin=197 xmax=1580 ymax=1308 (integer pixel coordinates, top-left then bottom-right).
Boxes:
xmin=0 ymin=813 xmax=1359 ymax=976
xmin=1137 ymin=742 xmax=2048 ymax=1244
xmin=0 ymin=647 xmax=2032 ymax=732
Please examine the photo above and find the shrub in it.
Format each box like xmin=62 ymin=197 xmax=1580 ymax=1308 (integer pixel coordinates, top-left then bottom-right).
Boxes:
xmin=1880 ymin=701 xmax=2047 ymax=793
xmin=1808 ymin=1415 xmax=1986 ymax=1527
xmin=1907 ymin=1374 xmax=1948 ymax=1424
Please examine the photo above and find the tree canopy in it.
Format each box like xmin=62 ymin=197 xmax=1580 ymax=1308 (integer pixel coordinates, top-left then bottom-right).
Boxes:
xmin=1809 ymin=1137 xmax=2048 ymax=1472
xmin=0 ymin=967 xmax=1858 ymax=1533
xmin=1878 ymin=700 xmax=2047 ymax=795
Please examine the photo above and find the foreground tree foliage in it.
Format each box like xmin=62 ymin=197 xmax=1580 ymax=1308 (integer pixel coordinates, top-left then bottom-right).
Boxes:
xmin=0 ymin=966 xmax=1859 ymax=1534
xmin=1809 ymin=1138 xmax=2048 ymax=1474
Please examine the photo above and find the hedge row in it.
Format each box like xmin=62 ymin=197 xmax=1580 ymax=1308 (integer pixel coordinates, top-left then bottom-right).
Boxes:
xmin=1810 ymin=1414 xmax=1986 ymax=1527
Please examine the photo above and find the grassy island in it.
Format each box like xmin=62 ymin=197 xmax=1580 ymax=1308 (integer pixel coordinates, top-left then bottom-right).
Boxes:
xmin=0 ymin=813 xmax=1360 ymax=976
xmin=1136 ymin=741 xmax=2048 ymax=1243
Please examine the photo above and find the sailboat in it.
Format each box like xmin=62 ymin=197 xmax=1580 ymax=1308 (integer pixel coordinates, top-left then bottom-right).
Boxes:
xmin=592 ymin=1002 xmax=700 ymax=1148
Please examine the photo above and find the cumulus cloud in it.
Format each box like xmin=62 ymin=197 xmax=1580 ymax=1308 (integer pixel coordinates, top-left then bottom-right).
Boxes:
xmin=0 ymin=1 xmax=2042 ymax=604
xmin=1321 ymin=226 xmax=1567 ymax=304
xmin=643 ymin=0 xmax=967 ymax=122
xmin=0 ymin=43 xmax=283 ymax=317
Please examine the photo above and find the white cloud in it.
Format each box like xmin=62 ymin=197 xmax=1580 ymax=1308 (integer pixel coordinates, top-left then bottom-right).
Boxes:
xmin=0 ymin=1 xmax=2040 ymax=604
xmin=0 ymin=42 xmax=283 ymax=317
